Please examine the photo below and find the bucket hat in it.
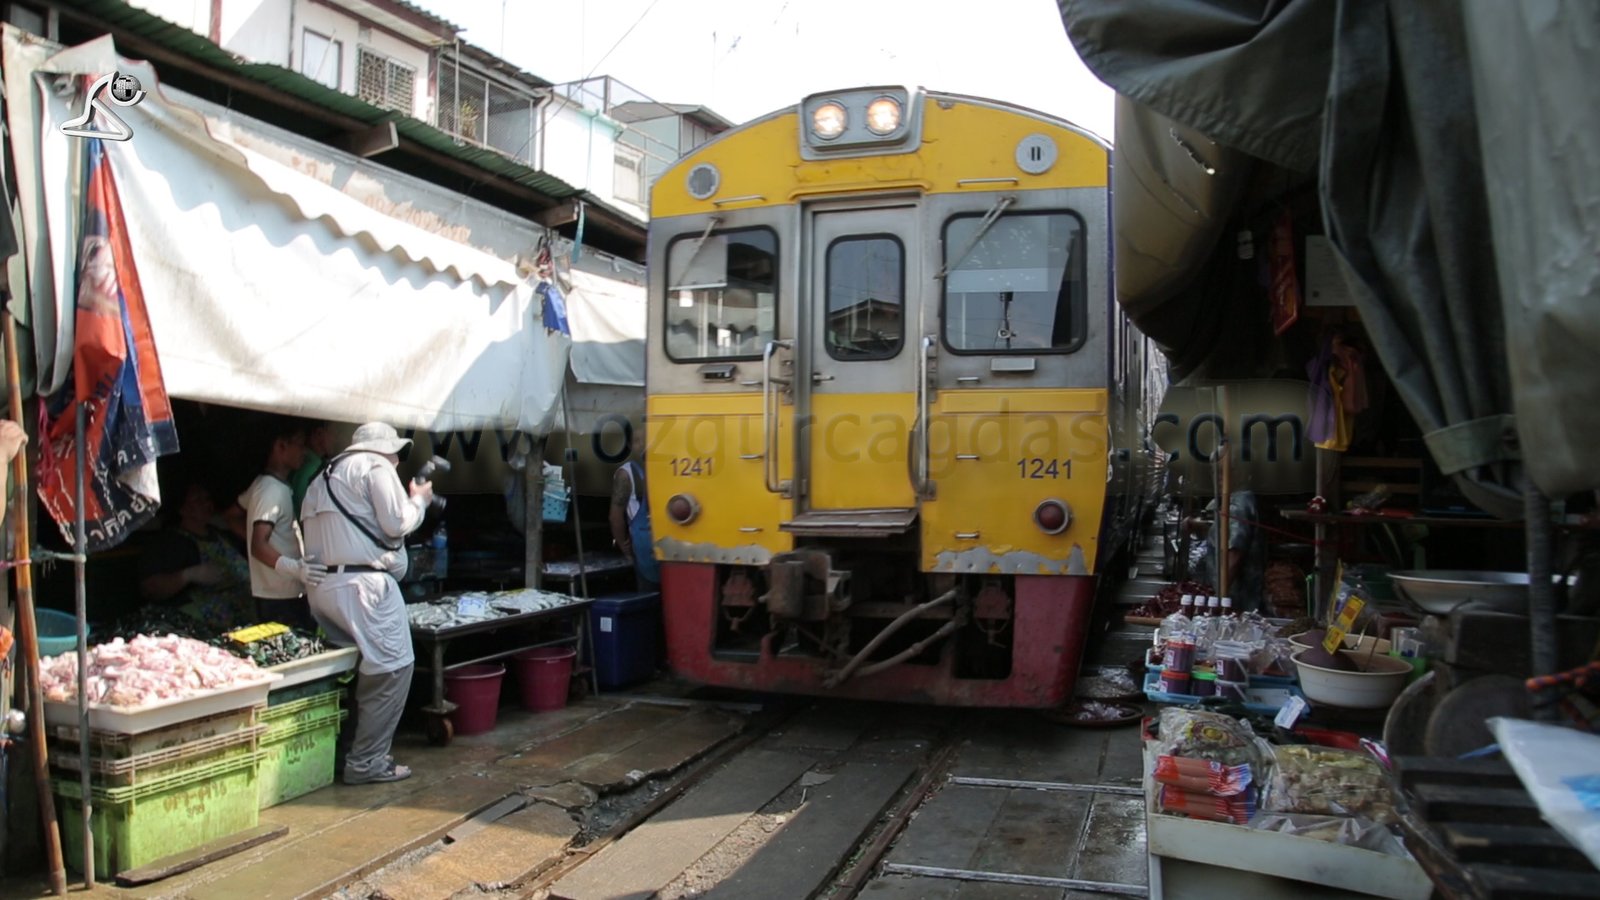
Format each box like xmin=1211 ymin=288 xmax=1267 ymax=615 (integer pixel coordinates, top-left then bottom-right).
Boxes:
xmin=347 ymin=422 xmax=412 ymax=455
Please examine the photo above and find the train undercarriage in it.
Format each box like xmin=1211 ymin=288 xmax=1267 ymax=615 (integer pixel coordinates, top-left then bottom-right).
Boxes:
xmin=660 ymin=540 xmax=1097 ymax=707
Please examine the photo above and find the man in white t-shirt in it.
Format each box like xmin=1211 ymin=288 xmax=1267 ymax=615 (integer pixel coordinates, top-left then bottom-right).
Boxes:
xmin=239 ymin=419 xmax=325 ymax=628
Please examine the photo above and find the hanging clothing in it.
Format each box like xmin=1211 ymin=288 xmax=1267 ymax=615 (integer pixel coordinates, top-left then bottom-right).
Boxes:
xmin=621 ymin=461 xmax=660 ymax=586
xmin=1308 ymin=335 xmax=1369 ymax=451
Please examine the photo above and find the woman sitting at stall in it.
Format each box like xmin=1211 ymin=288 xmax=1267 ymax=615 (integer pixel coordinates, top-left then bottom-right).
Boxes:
xmin=139 ymin=479 xmax=254 ymax=630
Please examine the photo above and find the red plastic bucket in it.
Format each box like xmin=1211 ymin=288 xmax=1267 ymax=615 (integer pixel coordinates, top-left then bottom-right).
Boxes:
xmin=443 ymin=664 xmax=505 ymax=736
xmin=513 ymin=647 xmax=576 ymax=712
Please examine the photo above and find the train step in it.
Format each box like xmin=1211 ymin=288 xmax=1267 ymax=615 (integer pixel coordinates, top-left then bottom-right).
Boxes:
xmin=780 ymin=508 xmax=917 ymax=538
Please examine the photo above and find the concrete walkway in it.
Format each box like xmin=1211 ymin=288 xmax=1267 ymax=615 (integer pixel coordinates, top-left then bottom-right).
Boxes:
xmin=3 ymin=697 xmax=747 ymax=900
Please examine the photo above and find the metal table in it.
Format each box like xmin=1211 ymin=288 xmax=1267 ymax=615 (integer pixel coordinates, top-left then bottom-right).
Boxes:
xmin=541 ymin=553 xmax=635 ymax=594
xmin=408 ymin=593 xmax=596 ymax=745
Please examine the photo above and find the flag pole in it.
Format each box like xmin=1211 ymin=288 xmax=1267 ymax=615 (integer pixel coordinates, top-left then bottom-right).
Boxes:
xmin=3 ymin=306 xmax=68 ymax=895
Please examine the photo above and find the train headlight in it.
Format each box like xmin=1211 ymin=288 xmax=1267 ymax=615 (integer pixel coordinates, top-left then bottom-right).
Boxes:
xmin=666 ymin=493 xmax=701 ymax=525
xmin=1034 ymin=499 xmax=1072 ymax=535
xmin=866 ymin=97 xmax=901 ymax=135
xmin=811 ymin=102 xmax=847 ymax=140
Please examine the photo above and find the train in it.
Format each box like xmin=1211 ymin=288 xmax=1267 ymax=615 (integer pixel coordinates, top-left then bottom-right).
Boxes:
xmin=641 ymin=87 xmax=1157 ymax=706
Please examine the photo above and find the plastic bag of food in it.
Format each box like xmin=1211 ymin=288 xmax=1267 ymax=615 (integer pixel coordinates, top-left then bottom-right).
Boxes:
xmin=1152 ymin=707 xmax=1262 ymax=769
xmin=1153 ymin=755 xmax=1253 ymax=796
xmin=1261 ymin=744 xmax=1396 ymax=824
xmin=1248 ymin=813 xmax=1407 ymax=855
xmin=1159 ymin=784 xmax=1255 ymax=824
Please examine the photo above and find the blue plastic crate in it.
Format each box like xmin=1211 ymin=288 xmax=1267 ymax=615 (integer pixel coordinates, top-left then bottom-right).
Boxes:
xmin=542 ymin=486 xmax=571 ymax=523
xmin=1143 ymin=671 xmax=1304 ymax=716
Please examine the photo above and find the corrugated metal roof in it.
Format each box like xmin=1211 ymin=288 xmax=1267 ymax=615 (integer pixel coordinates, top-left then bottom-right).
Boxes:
xmin=67 ymin=0 xmax=583 ymax=201
xmin=375 ymin=0 xmax=461 ymax=34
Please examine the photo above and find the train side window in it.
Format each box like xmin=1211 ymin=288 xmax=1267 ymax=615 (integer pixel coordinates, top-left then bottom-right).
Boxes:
xmin=824 ymin=234 xmax=904 ymax=361
xmin=941 ymin=211 xmax=1086 ymax=354
xmin=665 ymin=227 xmax=778 ymax=362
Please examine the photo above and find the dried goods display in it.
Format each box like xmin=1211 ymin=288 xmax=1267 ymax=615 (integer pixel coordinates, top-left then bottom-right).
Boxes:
xmin=1264 ymin=561 xmax=1307 ymax=613
xmin=223 ymin=623 xmax=327 ymax=667
xmin=407 ymin=589 xmax=581 ymax=631
xmin=39 ymin=634 xmax=272 ymax=708
xmin=1261 ymin=743 xmax=1397 ymax=824
xmin=1130 ymin=580 xmax=1213 ymax=619
xmin=1150 ymin=707 xmax=1262 ymax=770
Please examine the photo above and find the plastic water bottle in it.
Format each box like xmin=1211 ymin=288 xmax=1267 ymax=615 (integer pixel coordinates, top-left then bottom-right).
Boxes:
xmin=431 ymin=525 xmax=448 ymax=581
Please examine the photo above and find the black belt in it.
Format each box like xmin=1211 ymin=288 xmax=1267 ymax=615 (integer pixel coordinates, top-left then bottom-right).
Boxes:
xmin=326 ymin=564 xmax=386 ymax=574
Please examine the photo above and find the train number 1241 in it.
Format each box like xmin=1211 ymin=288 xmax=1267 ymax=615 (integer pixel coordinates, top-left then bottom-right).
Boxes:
xmin=1016 ymin=458 xmax=1072 ymax=479
xmin=671 ymin=456 xmax=715 ymax=477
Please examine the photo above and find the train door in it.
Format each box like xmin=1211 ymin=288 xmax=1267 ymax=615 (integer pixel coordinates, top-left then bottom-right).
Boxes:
xmin=791 ymin=203 xmax=920 ymax=528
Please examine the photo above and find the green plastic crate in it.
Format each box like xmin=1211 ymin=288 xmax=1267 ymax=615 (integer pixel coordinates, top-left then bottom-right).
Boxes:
xmin=50 ymin=722 xmax=264 ymax=787
xmin=54 ymin=752 xmax=262 ymax=879
xmin=267 ymin=673 xmax=347 ymax=707
xmin=260 ymin=689 xmax=342 ymax=740
xmin=257 ymin=707 xmax=346 ymax=809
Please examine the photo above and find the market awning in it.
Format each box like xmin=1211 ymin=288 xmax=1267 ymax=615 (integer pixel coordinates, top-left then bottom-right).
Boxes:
xmin=4 ymin=32 xmax=653 ymax=433
xmin=1060 ymin=0 xmax=1600 ymax=513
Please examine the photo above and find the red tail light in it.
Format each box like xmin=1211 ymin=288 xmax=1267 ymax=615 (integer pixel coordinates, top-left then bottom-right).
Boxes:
xmin=1034 ymin=499 xmax=1071 ymax=535
xmin=666 ymin=493 xmax=700 ymax=525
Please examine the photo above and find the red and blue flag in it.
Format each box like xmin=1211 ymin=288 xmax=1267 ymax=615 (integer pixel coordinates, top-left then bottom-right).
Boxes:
xmin=37 ymin=139 xmax=179 ymax=550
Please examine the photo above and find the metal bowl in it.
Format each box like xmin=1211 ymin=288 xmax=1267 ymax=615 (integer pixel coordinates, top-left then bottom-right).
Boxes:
xmin=1387 ymin=570 xmax=1533 ymax=615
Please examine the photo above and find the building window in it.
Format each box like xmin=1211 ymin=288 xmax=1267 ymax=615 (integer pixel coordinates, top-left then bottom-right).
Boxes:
xmin=614 ymin=144 xmax=645 ymax=205
xmin=356 ymin=47 xmax=416 ymax=114
xmin=300 ymin=30 xmax=341 ymax=90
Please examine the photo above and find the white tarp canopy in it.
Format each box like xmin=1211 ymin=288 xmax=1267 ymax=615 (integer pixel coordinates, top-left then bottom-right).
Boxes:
xmin=566 ymin=267 xmax=645 ymax=387
xmin=6 ymin=32 xmax=585 ymax=433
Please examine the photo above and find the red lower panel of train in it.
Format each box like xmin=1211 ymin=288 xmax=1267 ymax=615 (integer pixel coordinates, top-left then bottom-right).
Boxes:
xmin=659 ymin=563 xmax=1095 ymax=708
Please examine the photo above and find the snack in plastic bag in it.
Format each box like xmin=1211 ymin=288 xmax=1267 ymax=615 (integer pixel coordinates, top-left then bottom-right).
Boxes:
xmin=1152 ymin=707 xmax=1262 ymax=769
xmin=1159 ymin=784 xmax=1255 ymax=824
xmin=1261 ymin=744 xmax=1396 ymax=824
xmin=1249 ymin=813 xmax=1407 ymax=855
xmin=1153 ymin=755 xmax=1253 ymax=797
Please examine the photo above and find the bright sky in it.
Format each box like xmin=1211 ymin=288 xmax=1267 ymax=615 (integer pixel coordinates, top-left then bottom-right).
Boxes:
xmin=412 ymin=0 xmax=1115 ymax=139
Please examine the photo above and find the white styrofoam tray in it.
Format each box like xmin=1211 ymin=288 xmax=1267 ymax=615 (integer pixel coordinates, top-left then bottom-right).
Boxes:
xmin=42 ymin=675 xmax=280 ymax=735
xmin=266 ymin=647 xmax=359 ymax=690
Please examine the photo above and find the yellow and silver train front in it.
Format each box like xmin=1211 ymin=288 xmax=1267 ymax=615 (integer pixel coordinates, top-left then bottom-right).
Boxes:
xmin=644 ymin=87 xmax=1116 ymax=706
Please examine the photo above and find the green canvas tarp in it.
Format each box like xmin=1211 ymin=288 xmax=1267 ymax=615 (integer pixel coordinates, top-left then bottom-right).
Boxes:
xmin=1061 ymin=0 xmax=1600 ymax=515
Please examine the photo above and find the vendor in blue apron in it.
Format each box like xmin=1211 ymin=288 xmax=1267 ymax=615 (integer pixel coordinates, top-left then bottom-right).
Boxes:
xmin=609 ymin=423 xmax=660 ymax=591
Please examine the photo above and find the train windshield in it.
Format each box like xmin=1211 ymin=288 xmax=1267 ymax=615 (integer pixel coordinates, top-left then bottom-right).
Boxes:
xmin=941 ymin=211 xmax=1084 ymax=353
xmin=825 ymin=234 xmax=904 ymax=360
xmin=665 ymin=227 xmax=778 ymax=361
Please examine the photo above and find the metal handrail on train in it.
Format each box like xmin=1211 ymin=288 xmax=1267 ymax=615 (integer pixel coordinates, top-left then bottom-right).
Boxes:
xmin=762 ymin=339 xmax=793 ymax=495
xmin=913 ymin=335 xmax=936 ymax=497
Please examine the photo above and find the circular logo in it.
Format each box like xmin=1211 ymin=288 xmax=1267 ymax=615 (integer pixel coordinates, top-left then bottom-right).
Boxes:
xmin=110 ymin=73 xmax=142 ymax=104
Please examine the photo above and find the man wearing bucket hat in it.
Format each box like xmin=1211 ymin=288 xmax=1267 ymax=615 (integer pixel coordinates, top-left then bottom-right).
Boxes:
xmin=301 ymin=422 xmax=433 ymax=784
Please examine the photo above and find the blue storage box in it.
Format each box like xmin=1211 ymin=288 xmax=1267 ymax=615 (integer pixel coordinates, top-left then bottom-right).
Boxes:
xmin=542 ymin=486 xmax=571 ymax=523
xmin=588 ymin=591 xmax=661 ymax=690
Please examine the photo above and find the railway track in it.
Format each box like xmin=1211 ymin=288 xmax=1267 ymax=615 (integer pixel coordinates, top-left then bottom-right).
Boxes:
xmin=516 ymin=694 xmax=1149 ymax=900
xmin=516 ymin=699 xmax=968 ymax=900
